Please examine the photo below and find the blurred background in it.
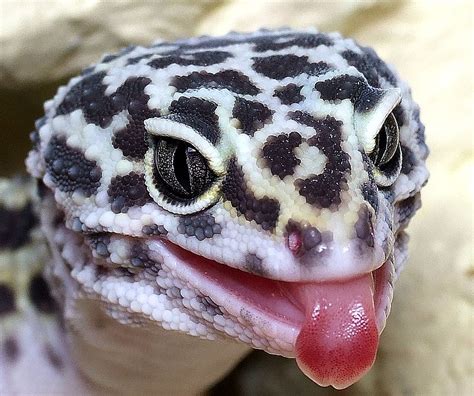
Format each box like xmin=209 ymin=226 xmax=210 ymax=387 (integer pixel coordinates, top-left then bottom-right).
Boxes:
xmin=1 ymin=1 xmax=472 ymax=394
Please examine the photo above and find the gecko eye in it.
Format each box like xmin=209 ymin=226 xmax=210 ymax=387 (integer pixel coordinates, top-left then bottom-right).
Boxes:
xmin=153 ymin=137 xmax=216 ymax=202
xmin=143 ymin=119 xmax=224 ymax=215
xmin=369 ymin=113 xmax=399 ymax=167
xmin=369 ymin=112 xmax=402 ymax=187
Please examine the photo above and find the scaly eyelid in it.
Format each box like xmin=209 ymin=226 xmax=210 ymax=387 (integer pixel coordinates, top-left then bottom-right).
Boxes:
xmin=353 ymin=87 xmax=401 ymax=153
xmin=144 ymin=117 xmax=225 ymax=175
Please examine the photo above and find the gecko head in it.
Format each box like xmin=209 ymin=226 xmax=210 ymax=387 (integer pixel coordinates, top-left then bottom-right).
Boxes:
xmin=26 ymin=29 xmax=429 ymax=389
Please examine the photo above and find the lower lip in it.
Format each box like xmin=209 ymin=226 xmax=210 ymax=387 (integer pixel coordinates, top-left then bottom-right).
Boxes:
xmin=158 ymin=239 xmax=389 ymax=335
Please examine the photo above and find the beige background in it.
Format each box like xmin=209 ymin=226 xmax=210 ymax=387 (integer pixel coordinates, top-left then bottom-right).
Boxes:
xmin=1 ymin=1 xmax=472 ymax=394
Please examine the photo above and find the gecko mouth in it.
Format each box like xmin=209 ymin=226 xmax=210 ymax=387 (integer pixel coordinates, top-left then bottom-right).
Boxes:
xmin=155 ymin=239 xmax=394 ymax=389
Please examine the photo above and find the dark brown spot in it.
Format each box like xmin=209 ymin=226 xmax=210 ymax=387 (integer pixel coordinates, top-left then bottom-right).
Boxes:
xmin=0 ymin=283 xmax=16 ymax=316
xmin=400 ymin=145 xmax=417 ymax=175
xmin=108 ymin=172 xmax=152 ymax=214
xmin=148 ymin=50 xmax=231 ymax=69
xmin=56 ymin=74 xmax=154 ymax=128
xmin=222 ymin=158 xmax=280 ymax=231
xmin=273 ymin=84 xmax=304 ymax=105
xmin=232 ymin=98 xmax=273 ymax=137
xmin=361 ymin=179 xmax=379 ymax=213
xmin=0 ymin=202 xmax=37 ymax=250
xmin=290 ymin=112 xmax=351 ymax=209
xmin=197 ymin=295 xmax=223 ymax=316
xmin=355 ymin=206 xmax=375 ymax=247
xmin=44 ymin=136 xmax=102 ymax=197
xmin=178 ymin=214 xmax=221 ymax=241
xmin=112 ymin=100 xmax=159 ymax=160
xmin=166 ymin=97 xmax=220 ymax=144
xmin=86 ymin=233 xmax=111 ymax=258
xmin=129 ymin=243 xmax=161 ymax=271
xmin=29 ymin=274 xmax=57 ymax=314
xmin=262 ymin=132 xmax=302 ymax=179
xmin=142 ymin=224 xmax=168 ymax=236
xmin=245 ymin=254 xmax=266 ymax=276
xmin=341 ymin=48 xmax=397 ymax=88
xmin=315 ymin=74 xmax=365 ymax=103
xmin=253 ymin=32 xmax=333 ymax=52
xmin=395 ymin=193 xmax=422 ymax=229
xmin=3 ymin=337 xmax=19 ymax=362
xmin=172 ymin=70 xmax=260 ymax=96
xmin=45 ymin=344 xmax=63 ymax=370
xmin=253 ymin=55 xmax=330 ymax=79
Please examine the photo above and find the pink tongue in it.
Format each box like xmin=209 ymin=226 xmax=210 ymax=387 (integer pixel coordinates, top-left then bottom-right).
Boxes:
xmin=291 ymin=274 xmax=379 ymax=389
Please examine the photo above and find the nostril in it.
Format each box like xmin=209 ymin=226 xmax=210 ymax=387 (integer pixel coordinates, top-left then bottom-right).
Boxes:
xmin=286 ymin=220 xmax=332 ymax=257
xmin=288 ymin=230 xmax=302 ymax=255
xmin=287 ymin=225 xmax=323 ymax=256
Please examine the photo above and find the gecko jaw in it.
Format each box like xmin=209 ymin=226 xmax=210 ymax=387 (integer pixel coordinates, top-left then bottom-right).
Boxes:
xmin=153 ymin=238 xmax=394 ymax=353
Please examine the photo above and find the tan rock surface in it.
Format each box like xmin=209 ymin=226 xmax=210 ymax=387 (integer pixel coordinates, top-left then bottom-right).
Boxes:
xmin=1 ymin=0 xmax=472 ymax=394
xmin=0 ymin=0 xmax=214 ymax=87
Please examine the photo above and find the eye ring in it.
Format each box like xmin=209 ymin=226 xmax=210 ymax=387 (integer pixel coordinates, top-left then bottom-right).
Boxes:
xmin=144 ymin=137 xmax=222 ymax=215
xmin=369 ymin=112 xmax=402 ymax=187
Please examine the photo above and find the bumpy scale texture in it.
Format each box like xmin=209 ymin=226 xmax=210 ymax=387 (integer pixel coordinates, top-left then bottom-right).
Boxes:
xmin=22 ymin=28 xmax=428 ymax=383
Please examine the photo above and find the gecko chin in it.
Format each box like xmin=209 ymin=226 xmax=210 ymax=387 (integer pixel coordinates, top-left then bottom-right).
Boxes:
xmin=155 ymin=238 xmax=395 ymax=389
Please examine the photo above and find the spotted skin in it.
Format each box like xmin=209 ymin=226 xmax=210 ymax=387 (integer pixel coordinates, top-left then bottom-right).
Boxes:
xmin=2 ymin=28 xmax=428 ymax=393
xmin=0 ymin=179 xmax=87 ymax=394
xmin=273 ymin=83 xmax=305 ymax=105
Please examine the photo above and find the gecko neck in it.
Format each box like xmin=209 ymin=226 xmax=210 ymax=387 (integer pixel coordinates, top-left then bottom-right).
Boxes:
xmin=68 ymin=298 xmax=249 ymax=395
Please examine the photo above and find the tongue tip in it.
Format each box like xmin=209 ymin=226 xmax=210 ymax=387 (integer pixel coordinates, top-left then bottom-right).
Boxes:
xmin=295 ymin=317 xmax=379 ymax=389
xmin=295 ymin=334 xmax=378 ymax=389
xmin=293 ymin=274 xmax=379 ymax=389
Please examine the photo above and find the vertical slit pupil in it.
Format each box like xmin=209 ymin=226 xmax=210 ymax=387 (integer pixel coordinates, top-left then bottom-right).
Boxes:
xmin=173 ymin=141 xmax=191 ymax=193
xmin=376 ymin=127 xmax=388 ymax=165
xmin=154 ymin=136 xmax=216 ymax=202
